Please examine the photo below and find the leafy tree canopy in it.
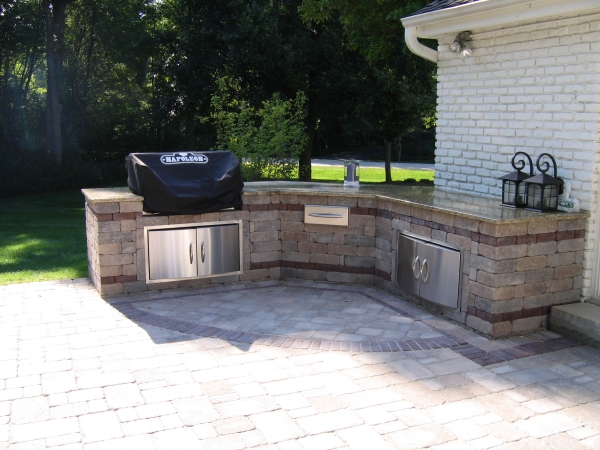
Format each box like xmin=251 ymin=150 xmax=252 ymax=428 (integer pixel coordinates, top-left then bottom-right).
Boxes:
xmin=301 ymin=0 xmax=428 ymax=61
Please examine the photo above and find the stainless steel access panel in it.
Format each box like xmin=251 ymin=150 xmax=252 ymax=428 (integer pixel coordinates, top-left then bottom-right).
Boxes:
xmin=147 ymin=227 xmax=198 ymax=280
xmin=146 ymin=221 xmax=242 ymax=283
xmin=396 ymin=231 xmax=462 ymax=309
xmin=196 ymin=224 xmax=240 ymax=277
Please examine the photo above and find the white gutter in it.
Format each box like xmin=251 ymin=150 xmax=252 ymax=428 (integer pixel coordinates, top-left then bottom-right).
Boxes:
xmin=404 ymin=26 xmax=438 ymax=63
xmin=401 ymin=0 xmax=600 ymax=61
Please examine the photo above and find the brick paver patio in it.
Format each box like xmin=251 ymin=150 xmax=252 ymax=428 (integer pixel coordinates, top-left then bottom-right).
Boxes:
xmin=2 ymin=278 xmax=600 ymax=449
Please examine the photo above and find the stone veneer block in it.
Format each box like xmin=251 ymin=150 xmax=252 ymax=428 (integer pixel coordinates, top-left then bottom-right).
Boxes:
xmin=480 ymin=222 xmax=528 ymax=237
xmin=120 ymin=201 xmax=143 ymax=213
xmin=550 ymin=303 xmax=600 ymax=348
xmin=89 ymin=202 xmax=119 ymax=214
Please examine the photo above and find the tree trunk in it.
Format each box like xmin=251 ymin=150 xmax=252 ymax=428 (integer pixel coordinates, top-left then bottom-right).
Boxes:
xmin=299 ymin=89 xmax=318 ymax=182
xmin=384 ymin=139 xmax=392 ymax=183
xmin=81 ymin=3 xmax=97 ymax=143
xmin=416 ymin=120 xmax=423 ymax=160
xmin=299 ymin=128 xmax=313 ymax=181
xmin=43 ymin=0 xmax=73 ymax=166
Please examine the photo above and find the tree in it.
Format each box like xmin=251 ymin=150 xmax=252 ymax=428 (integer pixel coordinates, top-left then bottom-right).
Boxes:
xmin=302 ymin=0 xmax=428 ymax=62
xmin=216 ymin=0 xmax=359 ymax=181
xmin=62 ymin=0 xmax=152 ymax=155
xmin=0 ymin=0 xmax=45 ymax=152
xmin=302 ymin=0 xmax=435 ymax=182
xmin=43 ymin=0 xmax=76 ymax=166
xmin=354 ymin=63 xmax=434 ymax=182
xmin=212 ymin=91 xmax=308 ymax=181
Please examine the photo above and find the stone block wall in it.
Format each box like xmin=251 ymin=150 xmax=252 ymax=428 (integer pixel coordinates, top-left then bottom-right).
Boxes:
xmin=85 ymin=199 xmax=251 ymax=296
xmin=434 ymin=14 xmax=600 ymax=298
xmin=382 ymin=207 xmax=586 ymax=337
xmin=85 ymin=190 xmax=586 ymax=337
xmin=241 ymin=193 xmax=391 ymax=285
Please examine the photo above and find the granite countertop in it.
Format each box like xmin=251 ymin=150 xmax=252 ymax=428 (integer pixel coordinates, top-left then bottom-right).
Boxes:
xmin=83 ymin=183 xmax=588 ymax=224
xmin=243 ymin=182 xmax=588 ymax=223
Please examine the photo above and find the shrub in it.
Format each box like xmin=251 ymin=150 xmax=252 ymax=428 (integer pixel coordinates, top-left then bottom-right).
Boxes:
xmin=211 ymin=91 xmax=308 ymax=181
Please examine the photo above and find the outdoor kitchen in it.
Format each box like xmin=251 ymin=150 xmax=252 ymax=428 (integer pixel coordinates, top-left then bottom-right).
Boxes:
xmin=82 ymin=166 xmax=586 ymax=340
xmin=82 ymin=0 xmax=600 ymax=345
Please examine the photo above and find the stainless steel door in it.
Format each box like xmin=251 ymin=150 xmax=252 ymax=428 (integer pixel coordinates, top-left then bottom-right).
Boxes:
xmin=417 ymin=240 xmax=461 ymax=309
xmin=197 ymin=224 xmax=240 ymax=276
xmin=396 ymin=233 xmax=421 ymax=297
xmin=147 ymin=228 xmax=197 ymax=280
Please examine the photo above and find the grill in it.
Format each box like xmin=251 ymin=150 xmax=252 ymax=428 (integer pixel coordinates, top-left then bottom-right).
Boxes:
xmin=126 ymin=151 xmax=244 ymax=215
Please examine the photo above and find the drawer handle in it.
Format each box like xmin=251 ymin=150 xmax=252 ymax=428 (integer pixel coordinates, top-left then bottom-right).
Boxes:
xmin=189 ymin=243 xmax=193 ymax=264
xmin=421 ymin=259 xmax=429 ymax=283
xmin=412 ymin=256 xmax=421 ymax=280
xmin=308 ymin=213 xmax=344 ymax=218
xmin=201 ymin=242 xmax=205 ymax=263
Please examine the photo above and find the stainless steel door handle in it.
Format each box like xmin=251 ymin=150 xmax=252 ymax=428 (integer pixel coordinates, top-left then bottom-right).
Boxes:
xmin=307 ymin=213 xmax=344 ymax=218
xmin=421 ymin=259 xmax=429 ymax=283
xmin=201 ymin=241 xmax=205 ymax=263
xmin=189 ymin=243 xmax=193 ymax=264
xmin=412 ymin=256 xmax=421 ymax=280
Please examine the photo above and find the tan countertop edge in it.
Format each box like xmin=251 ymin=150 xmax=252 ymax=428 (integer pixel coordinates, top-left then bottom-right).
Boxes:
xmin=82 ymin=185 xmax=589 ymax=224
xmin=82 ymin=187 xmax=142 ymax=203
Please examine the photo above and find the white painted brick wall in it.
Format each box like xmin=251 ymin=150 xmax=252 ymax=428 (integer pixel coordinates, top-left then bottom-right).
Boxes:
xmin=433 ymin=14 xmax=600 ymax=298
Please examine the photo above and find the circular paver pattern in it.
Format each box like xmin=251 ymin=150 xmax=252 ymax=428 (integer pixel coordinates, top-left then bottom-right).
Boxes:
xmin=110 ymin=281 xmax=579 ymax=360
xmin=136 ymin=284 xmax=442 ymax=342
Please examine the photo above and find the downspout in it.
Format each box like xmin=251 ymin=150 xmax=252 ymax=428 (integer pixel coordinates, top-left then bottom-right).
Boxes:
xmin=404 ymin=27 xmax=438 ymax=63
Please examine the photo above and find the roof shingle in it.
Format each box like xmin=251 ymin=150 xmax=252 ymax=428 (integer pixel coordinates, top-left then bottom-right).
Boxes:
xmin=409 ymin=0 xmax=484 ymax=17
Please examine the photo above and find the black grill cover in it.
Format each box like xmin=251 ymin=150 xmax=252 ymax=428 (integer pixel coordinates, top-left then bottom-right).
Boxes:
xmin=126 ymin=151 xmax=244 ymax=215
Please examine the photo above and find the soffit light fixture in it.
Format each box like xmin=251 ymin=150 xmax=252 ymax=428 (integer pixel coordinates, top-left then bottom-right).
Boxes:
xmin=450 ymin=31 xmax=472 ymax=58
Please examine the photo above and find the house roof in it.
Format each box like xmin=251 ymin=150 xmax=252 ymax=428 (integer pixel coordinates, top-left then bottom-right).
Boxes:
xmin=402 ymin=0 xmax=600 ymax=42
xmin=409 ymin=0 xmax=484 ymax=17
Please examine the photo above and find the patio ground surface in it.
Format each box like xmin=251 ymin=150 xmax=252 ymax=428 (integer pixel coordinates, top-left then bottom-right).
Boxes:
xmin=2 ymin=278 xmax=600 ymax=449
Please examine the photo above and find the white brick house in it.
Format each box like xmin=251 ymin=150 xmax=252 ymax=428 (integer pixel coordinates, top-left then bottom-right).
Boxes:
xmin=402 ymin=0 xmax=600 ymax=301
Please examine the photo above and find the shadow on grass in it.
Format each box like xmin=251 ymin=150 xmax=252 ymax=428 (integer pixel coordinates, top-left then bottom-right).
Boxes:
xmin=0 ymin=190 xmax=88 ymax=284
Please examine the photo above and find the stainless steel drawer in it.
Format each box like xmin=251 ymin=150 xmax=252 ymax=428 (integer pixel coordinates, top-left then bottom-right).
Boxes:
xmin=304 ymin=205 xmax=349 ymax=226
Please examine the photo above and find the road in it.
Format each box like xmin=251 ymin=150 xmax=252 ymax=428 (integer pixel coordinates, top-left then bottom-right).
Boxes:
xmin=312 ymin=159 xmax=434 ymax=170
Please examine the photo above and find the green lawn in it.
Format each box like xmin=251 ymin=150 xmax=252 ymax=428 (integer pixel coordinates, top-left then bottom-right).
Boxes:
xmin=311 ymin=166 xmax=433 ymax=183
xmin=0 ymin=191 xmax=88 ymax=285
xmin=0 ymin=166 xmax=434 ymax=285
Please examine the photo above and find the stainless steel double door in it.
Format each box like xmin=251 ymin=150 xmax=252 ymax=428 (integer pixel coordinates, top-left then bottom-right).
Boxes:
xmin=148 ymin=224 xmax=240 ymax=281
xmin=396 ymin=233 xmax=461 ymax=309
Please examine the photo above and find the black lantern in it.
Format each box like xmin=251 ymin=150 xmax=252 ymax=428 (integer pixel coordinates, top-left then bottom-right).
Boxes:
xmin=524 ymin=153 xmax=563 ymax=212
xmin=499 ymin=152 xmax=533 ymax=208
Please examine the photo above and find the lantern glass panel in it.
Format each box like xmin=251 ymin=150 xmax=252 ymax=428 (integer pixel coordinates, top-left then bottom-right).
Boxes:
xmin=503 ymin=181 xmax=516 ymax=204
xmin=517 ymin=183 xmax=526 ymax=206
xmin=527 ymin=184 xmax=542 ymax=210
xmin=502 ymin=181 xmax=527 ymax=207
xmin=543 ymin=185 xmax=558 ymax=210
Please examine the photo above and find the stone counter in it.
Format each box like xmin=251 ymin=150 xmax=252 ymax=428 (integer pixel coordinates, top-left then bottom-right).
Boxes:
xmin=82 ymin=183 xmax=588 ymax=337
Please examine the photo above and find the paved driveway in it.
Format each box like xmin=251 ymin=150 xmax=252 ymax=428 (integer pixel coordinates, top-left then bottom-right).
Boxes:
xmin=2 ymin=279 xmax=600 ymax=449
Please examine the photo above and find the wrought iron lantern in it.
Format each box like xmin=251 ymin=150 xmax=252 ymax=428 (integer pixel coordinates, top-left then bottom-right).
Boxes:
xmin=523 ymin=153 xmax=563 ymax=212
xmin=499 ymin=151 xmax=533 ymax=208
